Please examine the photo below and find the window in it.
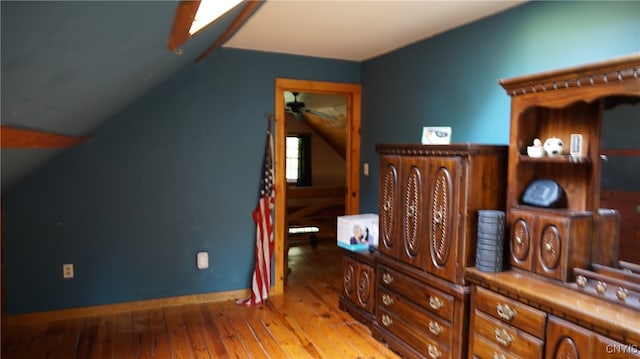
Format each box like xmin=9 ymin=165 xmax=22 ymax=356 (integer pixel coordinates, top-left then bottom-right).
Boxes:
xmin=168 ymin=0 xmax=242 ymax=52
xmin=286 ymin=135 xmax=311 ymax=186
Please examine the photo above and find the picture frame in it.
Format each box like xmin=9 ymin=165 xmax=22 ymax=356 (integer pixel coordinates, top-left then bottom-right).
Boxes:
xmin=421 ymin=126 xmax=452 ymax=145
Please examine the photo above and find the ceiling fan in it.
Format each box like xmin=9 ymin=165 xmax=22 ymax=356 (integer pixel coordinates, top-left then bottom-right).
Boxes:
xmin=286 ymin=92 xmax=337 ymax=121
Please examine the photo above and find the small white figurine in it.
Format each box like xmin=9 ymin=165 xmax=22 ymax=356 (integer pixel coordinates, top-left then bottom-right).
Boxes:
xmin=527 ymin=138 xmax=545 ymax=157
xmin=543 ymin=137 xmax=564 ymax=157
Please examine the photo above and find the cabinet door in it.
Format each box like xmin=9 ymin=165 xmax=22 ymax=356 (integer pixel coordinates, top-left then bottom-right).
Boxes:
xmin=342 ymin=256 xmax=357 ymax=302
xmin=509 ymin=209 xmax=536 ymax=271
xmin=356 ymin=263 xmax=374 ymax=313
xmin=425 ymin=157 xmax=460 ymax=282
xmin=379 ymin=155 xmax=401 ymax=258
xmin=545 ymin=316 xmax=593 ymax=359
xmin=399 ymin=157 xmax=429 ymax=269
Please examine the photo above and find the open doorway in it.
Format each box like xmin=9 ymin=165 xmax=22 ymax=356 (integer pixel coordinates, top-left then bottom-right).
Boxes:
xmin=273 ymin=79 xmax=361 ymax=294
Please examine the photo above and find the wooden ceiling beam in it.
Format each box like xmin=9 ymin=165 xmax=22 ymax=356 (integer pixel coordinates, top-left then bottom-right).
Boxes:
xmin=168 ymin=0 xmax=201 ymax=53
xmin=0 ymin=125 xmax=88 ymax=148
xmin=195 ymin=1 xmax=261 ymax=63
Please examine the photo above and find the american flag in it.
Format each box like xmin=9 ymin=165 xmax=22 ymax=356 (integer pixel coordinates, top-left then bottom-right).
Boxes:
xmin=237 ymin=128 xmax=275 ymax=306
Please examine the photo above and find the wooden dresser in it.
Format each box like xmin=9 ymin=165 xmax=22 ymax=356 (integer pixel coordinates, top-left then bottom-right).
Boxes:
xmin=467 ymin=55 xmax=640 ymax=359
xmin=372 ymin=144 xmax=508 ymax=359
xmin=466 ymin=268 xmax=640 ymax=359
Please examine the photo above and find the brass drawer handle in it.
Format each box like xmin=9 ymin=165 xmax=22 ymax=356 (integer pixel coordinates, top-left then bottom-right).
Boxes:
xmin=496 ymin=303 xmax=517 ymax=321
xmin=427 ymin=344 xmax=441 ymax=359
xmin=429 ymin=295 xmax=444 ymax=311
xmin=381 ymin=314 xmax=393 ymax=327
xmin=514 ymin=235 xmax=523 ymax=245
xmin=544 ymin=242 xmax=553 ymax=253
xmin=382 ymin=272 xmax=394 ymax=285
xmin=383 ymin=200 xmax=391 ymax=212
xmin=494 ymin=328 xmax=514 ymax=347
xmin=428 ymin=321 xmax=443 ymax=336
xmin=381 ymin=293 xmax=394 ymax=306
xmin=493 ymin=353 xmax=506 ymax=359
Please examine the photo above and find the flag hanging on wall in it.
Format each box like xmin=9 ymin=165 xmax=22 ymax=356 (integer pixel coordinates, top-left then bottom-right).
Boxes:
xmin=237 ymin=124 xmax=276 ymax=306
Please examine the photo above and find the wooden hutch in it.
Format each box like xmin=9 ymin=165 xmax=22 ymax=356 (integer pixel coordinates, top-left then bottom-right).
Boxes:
xmin=467 ymin=55 xmax=640 ymax=359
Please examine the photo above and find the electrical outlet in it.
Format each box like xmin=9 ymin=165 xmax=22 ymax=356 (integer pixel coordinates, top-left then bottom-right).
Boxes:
xmin=63 ymin=263 xmax=74 ymax=279
xmin=363 ymin=163 xmax=369 ymax=176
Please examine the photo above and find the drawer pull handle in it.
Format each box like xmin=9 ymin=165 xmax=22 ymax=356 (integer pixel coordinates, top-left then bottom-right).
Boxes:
xmin=429 ymin=296 xmax=444 ymax=310
xmin=382 ymin=273 xmax=394 ymax=285
xmin=496 ymin=303 xmax=517 ymax=321
xmin=381 ymin=314 xmax=393 ymax=327
xmin=383 ymin=200 xmax=391 ymax=212
xmin=429 ymin=296 xmax=444 ymax=311
xmin=514 ymin=235 xmax=523 ymax=245
xmin=493 ymin=353 xmax=506 ymax=359
xmin=494 ymin=328 xmax=514 ymax=347
xmin=427 ymin=344 xmax=442 ymax=359
xmin=544 ymin=242 xmax=553 ymax=253
xmin=428 ymin=321 xmax=443 ymax=336
xmin=381 ymin=293 xmax=394 ymax=306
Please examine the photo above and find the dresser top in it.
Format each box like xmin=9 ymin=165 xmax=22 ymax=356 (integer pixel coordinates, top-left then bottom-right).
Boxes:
xmin=375 ymin=143 xmax=507 ymax=156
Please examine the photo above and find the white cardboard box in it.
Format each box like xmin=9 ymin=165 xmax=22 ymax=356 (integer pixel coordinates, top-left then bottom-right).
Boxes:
xmin=337 ymin=214 xmax=379 ymax=251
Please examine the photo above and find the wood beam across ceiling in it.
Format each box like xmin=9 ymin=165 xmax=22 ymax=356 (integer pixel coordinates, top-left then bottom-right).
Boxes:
xmin=195 ymin=1 xmax=261 ymax=63
xmin=0 ymin=125 xmax=88 ymax=148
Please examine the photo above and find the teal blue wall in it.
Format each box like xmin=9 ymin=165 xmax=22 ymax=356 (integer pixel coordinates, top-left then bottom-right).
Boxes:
xmin=3 ymin=48 xmax=359 ymax=314
xmin=359 ymin=1 xmax=640 ymax=213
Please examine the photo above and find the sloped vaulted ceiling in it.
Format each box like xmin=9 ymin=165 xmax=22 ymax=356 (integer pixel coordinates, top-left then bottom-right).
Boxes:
xmin=0 ymin=0 xmax=525 ymax=192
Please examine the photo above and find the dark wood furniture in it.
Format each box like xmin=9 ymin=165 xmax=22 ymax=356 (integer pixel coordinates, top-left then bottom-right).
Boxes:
xmin=501 ymin=54 xmax=640 ymax=275
xmin=339 ymin=248 xmax=376 ymax=327
xmin=466 ymin=268 xmax=640 ymax=359
xmin=468 ymin=55 xmax=640 ymax=359
xmin=372 ymin=144 xmax=508 ymax=358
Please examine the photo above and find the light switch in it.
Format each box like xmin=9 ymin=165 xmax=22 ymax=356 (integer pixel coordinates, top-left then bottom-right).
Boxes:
xmin=197 ymin=251 xmax=208 ymax=270
xmin=363 ymin=163 xmax=369 ymax=176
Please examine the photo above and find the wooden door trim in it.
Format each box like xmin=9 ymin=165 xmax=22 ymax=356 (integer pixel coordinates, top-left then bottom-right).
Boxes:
xmin=273 ymin=79 xmax=361 ymax=295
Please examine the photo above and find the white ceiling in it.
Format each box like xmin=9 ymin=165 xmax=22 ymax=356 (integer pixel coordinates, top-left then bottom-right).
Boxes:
xmin=224 ymin=0 xmax=526 ymax=61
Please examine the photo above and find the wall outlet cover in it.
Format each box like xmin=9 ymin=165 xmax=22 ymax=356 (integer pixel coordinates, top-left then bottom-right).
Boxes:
xmin=197 ymin=251 xmax=209 ymax=270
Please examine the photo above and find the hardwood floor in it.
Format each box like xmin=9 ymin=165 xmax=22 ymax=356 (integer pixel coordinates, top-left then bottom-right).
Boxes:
xmin=2 ymin=241 xmax=399 ymax=358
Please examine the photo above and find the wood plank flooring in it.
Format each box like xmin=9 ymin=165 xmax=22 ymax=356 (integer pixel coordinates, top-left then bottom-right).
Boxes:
xmin=2 ymin=241 xmax=400 ymax=358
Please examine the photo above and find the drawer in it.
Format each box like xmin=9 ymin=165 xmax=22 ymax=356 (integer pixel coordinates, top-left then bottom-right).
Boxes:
xmin=472 ymin=333 xmax=526 ymax=359
xmin=377 ymin=307 xmax=451 ymax=359
xmin=378 ymin=264 xmax=454 ymax=321
xmin=474 ymin=286 xmax=546 ymax=338
xmin=474 ymin=310 xmax=543 ymax=359
xmin=377 ymin=287 xmax=452 ymax=347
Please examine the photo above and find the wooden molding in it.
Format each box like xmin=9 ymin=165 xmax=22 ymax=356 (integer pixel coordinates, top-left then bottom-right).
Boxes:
xmin=0 ymin=125 xmax=88 ymax=148
xmin=5 ymin=288 xmax=250 ymax=325
xmin=195 ymin=1 xmax=261 ymax=63
xmin=167 ymin=0 xmax=201 ymax=53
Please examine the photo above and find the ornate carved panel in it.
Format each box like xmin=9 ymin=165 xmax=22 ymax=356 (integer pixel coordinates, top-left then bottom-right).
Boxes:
xmin=540 ymin=225 xmax=561 ymax=270
xmin=357 ymin=267 xmax=372 ymax=307
xmin=511 ymin=219 xmax=531 ymax=262
xmin=403 ymin=165 xmax=422 ymax=258
xmin=430 ymin=166 xmax=453 ymax=267
xmin=381 ymin=161 xmax=398 ymax=252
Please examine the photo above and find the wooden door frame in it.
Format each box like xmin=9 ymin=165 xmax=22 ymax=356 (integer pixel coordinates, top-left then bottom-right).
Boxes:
xmin=273 ymin=79 xmax=361 ymax=294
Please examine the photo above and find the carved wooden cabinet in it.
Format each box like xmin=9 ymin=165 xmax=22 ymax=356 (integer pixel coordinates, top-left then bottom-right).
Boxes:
xmin=500 ymin=54 xmax=640 ymax=281
xmin=339 ymin=249 xmax=375 ymax=327
xmin=374 ymin=144 xmax=507 ymax=358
